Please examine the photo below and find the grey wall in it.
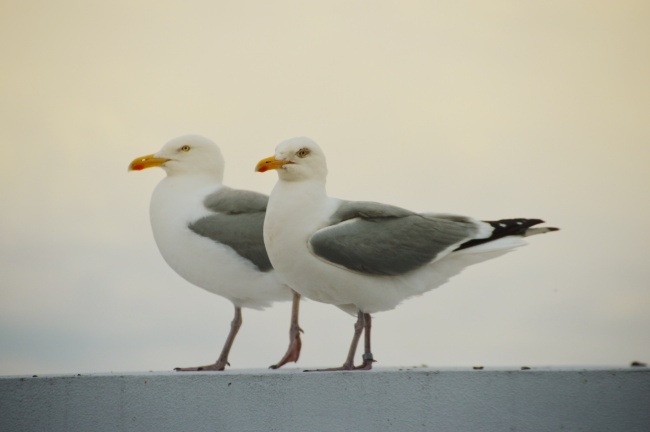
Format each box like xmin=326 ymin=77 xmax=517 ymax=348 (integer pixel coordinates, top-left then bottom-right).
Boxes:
xmin=1 ymin=368 xmax=648 ymax=432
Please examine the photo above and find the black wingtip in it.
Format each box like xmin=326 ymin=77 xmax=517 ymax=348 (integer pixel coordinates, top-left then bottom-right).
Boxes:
xmin=456 ymin=218 xmax=558 ymax=251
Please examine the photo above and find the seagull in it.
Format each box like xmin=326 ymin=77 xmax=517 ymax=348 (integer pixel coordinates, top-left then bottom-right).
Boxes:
xmin=256 ymin=137 xmax=558 ymax=371
xmin=129 ymin=135 xmax=302 ymax=371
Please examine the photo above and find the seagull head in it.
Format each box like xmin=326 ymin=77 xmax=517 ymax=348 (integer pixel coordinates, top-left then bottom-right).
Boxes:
xmin=128 ymin=135 xmax=225 ymax=181
xmin=255 ymin=137 xmax=328 ymax=182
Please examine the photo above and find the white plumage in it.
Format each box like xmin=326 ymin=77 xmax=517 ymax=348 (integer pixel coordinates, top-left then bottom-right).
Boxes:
xmin=130 ymin=135 xmax=302 ymax=371
xmin=148 ymin=172 xmax=287 ymax=310
xmin=257 ymin=137 xmax=558 ymax=370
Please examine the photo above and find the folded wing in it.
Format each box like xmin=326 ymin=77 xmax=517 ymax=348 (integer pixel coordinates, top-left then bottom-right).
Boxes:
xmin=309 ymin=201 xmax=483 ymax=276
xmin=189 ymin=187 xmax=273 ymax=272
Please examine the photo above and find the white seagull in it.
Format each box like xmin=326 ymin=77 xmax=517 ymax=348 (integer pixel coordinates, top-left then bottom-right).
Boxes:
xmin=256 ymin=137 xmax=558 ymax=371
xmin=129 ymin=135 xmax=302 ymax=371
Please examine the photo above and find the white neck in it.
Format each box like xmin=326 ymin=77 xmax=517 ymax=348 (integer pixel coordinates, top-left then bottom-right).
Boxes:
xmin=265 ymin=179 xmax=334 ymax=251
xmin=151 ymin=174 xmax=222 ymax=228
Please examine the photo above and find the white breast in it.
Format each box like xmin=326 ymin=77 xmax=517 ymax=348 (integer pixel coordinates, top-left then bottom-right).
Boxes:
xmin=264 ymin=180 xmax=519 ymax=314
xmin=150 ymin=175 xmax=291 ymax=310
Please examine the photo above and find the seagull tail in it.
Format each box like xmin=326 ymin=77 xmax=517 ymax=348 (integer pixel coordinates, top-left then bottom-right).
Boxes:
xmin=523 ymin=226 xmax=560 ymax=237
xmin=456 ymin=218 xmax=559 ymax=252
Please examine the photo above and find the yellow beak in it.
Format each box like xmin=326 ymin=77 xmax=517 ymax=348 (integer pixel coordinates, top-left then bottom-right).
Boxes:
xmin=128 ymin=154 xmax=170 ymax=171
xmin=255 ymin=156 xmax=293 ymax=173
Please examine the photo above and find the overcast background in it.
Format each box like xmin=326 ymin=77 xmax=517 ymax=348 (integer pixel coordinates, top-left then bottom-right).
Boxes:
xmin=1 ymin=1 xmax=648 ymax=376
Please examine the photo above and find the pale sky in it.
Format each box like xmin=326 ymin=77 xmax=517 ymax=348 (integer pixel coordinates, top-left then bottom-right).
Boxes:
xmin=1 ymin=1 xmax=649 ymax=375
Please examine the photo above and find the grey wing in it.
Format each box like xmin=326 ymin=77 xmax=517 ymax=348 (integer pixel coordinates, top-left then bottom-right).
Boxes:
xmin=188 ymin=187 xmax=272 ymax=272
xmin=309 ymin=201 xmax=481 ymax=276
xmin=203 ymin=186 xmax=268 ymax=214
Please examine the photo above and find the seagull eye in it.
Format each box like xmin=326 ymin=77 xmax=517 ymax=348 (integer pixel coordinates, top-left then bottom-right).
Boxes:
xmin=180 ymin=145 xmax=191 ymax=152
xmin=296 ymin=148 xmax=310 ymax=158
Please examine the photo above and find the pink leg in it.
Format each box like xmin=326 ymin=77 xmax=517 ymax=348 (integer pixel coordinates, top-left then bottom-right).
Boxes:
xmin=306 ymin=310 xmax=374 ymax=372
xmin=354 ymin=312 xmax=375 ymax=370
xmin=269 ymin=291 xmax=303 ymax=369
xmin=174 ymin=305 xmax=242 ymax=372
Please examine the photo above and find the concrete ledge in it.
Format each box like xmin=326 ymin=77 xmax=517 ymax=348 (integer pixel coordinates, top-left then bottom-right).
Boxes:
xmin=1 ymin=368 xmax=649 ymax=432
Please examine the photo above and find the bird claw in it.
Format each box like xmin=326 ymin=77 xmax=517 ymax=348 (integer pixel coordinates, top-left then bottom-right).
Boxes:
xmin=303 ymin=353 xmax=376 ymax=372
xmin=269 ymin=332 xmax=303 ymax=369
xmin=173 ymin=360 xmax=229 ymax=372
